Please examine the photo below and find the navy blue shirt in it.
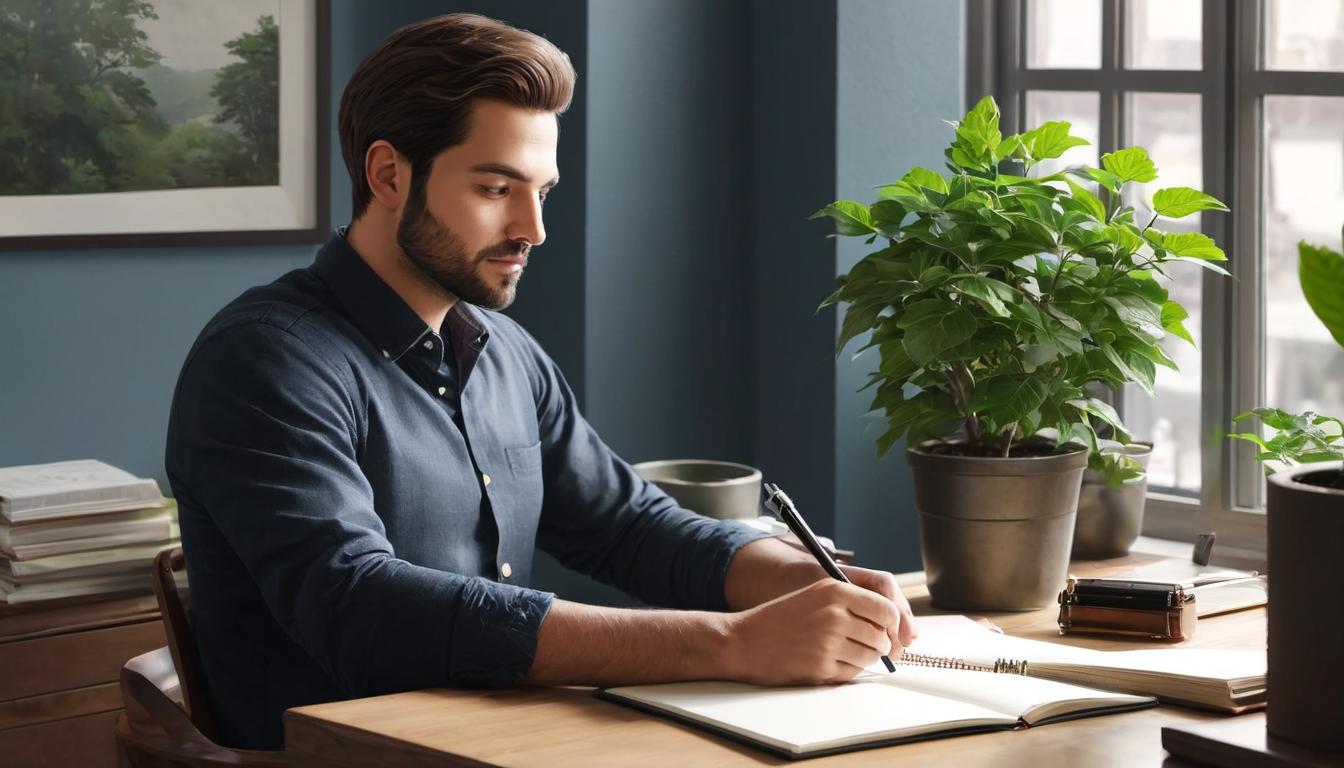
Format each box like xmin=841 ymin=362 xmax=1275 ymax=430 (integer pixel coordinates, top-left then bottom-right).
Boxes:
xmin=165 ymin=230 xmax=767 ymax=749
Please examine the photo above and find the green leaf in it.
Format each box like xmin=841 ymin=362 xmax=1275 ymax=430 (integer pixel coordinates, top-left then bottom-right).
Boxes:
xmin=1103 ymin=294 xmax=1165 ymax=340
xmin=949 ymin=95 xmax=1003 ymax=171
xmin=896 ymin=299 xmax=979 ymax=365
xmin=1068 ymin=166 xmax=1122 ymax=194
xmin=810 ymin=200 xmax=875 ymax=236
xmin=981 ymin=376 xmax=1049 ymax=423
xmin=1101 ymin=147 xmax=1158 ymax=184
xmin=1151 ymin=187 xmax=1229 ymax=219
xmin=1299 ymin=240 xmax=1344 ymax=347
xmin=952 ymin=276 xmax=1011 ymax=317
xmin=1162 ymin=232 xmax=1227 ymax=261
xmin=1161 ymin=301 xmax=1195 ymax=345
xmin=1100 ymin=343 xmax=1153 ymax=394
xmin=836 ymin=300 xmax=885 ymax=354
xmin=1064 ymin=178 xmax=1107 ymax=222
xmin=903 ymin=166 xmax=949 ymax=195
xmin=1019 ymin=121 xmax=1090 ymax=164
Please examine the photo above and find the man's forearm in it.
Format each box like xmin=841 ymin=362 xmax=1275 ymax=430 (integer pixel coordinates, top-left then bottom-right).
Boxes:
xmin=526 ymin=599 xmax=734 ymax=686
xmin=722 ymin=536 xmax=826 ymax=610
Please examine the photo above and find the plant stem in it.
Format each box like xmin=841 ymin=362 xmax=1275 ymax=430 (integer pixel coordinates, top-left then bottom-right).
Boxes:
xmin=1000 ymin=423 xmax=1018 ymax=457
xmin=948 ymin=362 xmax=979 ymax=442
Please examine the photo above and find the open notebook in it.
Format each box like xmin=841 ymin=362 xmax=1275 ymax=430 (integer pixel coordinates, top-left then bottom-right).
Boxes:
xmin=903 ymin=615 xmax=1265 ymax=712
xmin=598 ymin=615 xmax=1264 ymax=760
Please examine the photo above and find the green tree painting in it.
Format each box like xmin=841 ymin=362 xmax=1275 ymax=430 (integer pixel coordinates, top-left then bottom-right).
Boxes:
xmin=0 ymin=0 xmax=280 ymax=196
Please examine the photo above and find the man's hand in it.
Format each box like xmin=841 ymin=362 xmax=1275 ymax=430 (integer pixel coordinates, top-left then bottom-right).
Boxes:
xmin=719 ymin=579 xmax=898 ymax=685
xmin=724 ymin=537 xmax=919 ymax=651
xmin=838 ymin=563 xmax=919 ymax=651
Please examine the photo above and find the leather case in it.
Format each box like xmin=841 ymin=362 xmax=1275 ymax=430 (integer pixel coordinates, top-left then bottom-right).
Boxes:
xmin=1057 ymin=577 xmax=1197 ymax=641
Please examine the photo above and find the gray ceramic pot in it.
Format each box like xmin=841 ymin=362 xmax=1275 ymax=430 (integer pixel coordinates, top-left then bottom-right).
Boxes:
xmin=908 ymin=443 xmax=1087 ymax=611
xmin=631 ymin=459 xmax=763 ymax=520
xmin=1266 ymin=461 xmax=1344 ymax=752
xmin=1071 ymin=443 xmax=1153 ymax=558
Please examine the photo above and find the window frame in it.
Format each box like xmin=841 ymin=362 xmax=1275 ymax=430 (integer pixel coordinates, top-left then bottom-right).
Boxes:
xmin=968 ymin=0 xmax=1344 ymax=566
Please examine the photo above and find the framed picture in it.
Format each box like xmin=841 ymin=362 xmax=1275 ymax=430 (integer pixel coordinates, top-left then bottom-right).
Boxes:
xmin=0 ymin=0 xmax=330 ymax=249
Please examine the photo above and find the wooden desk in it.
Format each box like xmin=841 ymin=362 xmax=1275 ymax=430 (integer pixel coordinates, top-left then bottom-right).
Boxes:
xmin=284 ymin=554 xmax=1265 ymax=767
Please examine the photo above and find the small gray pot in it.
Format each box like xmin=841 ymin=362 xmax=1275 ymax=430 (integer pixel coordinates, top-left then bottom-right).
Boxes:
xmin=908 ymin=443 xmax=1087 ymax=611
xmin=1071 ymin=443 xmax=1153 ymax=558
xmin=631 ymin=459 xmax=763 ymax=520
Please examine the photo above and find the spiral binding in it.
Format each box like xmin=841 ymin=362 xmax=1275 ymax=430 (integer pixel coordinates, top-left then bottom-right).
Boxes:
xmin=897 ymin=653 xmax=1029 ymax=676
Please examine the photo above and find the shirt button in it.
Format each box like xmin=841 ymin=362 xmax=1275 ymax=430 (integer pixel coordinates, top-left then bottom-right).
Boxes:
xmin=437 ymin=386 xmax=447 ymax=396
xmin=482 ymin=473 xmax=492 ymax=487
xmin=501 ymin=562 xmax=512 ymax=579
xmin=422 ymin=339 xmax=434 ymax=350
xmin=381 ymin=350 xmax=390 ymax=358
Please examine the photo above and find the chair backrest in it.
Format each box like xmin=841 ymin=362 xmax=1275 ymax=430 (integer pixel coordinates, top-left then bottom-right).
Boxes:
xmin=117 ymin=647 xmax=288 ymax=767
xmin=151 ymin=546 xmax=218 ymax=741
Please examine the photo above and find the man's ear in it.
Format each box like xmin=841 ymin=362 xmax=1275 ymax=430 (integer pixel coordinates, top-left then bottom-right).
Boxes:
xmin=364 ymin=140 xmax=408 ymax=211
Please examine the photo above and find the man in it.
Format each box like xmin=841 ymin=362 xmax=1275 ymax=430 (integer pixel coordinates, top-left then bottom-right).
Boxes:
xmin=166 ymin=13 xmax=916 ymax=750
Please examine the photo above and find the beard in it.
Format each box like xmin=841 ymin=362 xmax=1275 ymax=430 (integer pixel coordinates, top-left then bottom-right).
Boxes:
xmin=395 ymin=186 xmax=527 ymax=310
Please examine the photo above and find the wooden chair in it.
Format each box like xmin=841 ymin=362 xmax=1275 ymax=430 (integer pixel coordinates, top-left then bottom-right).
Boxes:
xmin=115 ymin=547 xmax=287 ymax=766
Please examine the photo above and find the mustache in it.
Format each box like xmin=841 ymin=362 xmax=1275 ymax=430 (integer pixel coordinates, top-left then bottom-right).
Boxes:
xmin=478 ymin=241 xmax=530 ymax=262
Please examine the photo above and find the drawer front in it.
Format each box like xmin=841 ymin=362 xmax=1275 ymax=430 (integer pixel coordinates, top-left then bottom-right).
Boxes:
xmin=0 ymin=681 xmax=122 ymax=731
xmin=0 ymin=709 xmax=122 ymax=768
xmin=0 ymin=619 xmax=164 ymax=701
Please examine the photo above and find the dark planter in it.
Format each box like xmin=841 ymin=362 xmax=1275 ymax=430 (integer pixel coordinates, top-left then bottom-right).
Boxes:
xmin=1266 ymin=461 xmax=1344 ymax=752
xmin=908 ymin=444 xmax=1088 ymax=611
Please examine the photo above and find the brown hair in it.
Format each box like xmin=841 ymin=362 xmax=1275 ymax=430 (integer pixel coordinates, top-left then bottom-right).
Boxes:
xmin=339 ymin=13 xmax=576 ymax=219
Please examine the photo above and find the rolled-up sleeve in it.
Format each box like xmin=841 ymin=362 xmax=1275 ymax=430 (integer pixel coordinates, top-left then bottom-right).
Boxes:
xmin=167 ymin=322 xmax=553 ymax=696
xmin=524 ymin=341 xmax=770 ymax=610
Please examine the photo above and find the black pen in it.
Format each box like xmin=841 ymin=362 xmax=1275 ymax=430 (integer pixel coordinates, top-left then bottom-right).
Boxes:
xmin=761 ymin=481 xmax=898 ymax=673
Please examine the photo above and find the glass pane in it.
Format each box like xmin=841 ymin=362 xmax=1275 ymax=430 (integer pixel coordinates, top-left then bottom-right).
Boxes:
xmin=1266 ymin=0 xmax=1344 ymax=71
xmin=1264 ymin=97 xmax=1344 ymax=434
xmin=1126 ymin=0 xmax=1202 ymax=70
xmin=1023 ymin=91 xmax=1100 ymax=178
xmin=1027 ymin=0 xmax=1102 ymax=69
xmin=1120 ymin=93 xmax=1204 ymax=495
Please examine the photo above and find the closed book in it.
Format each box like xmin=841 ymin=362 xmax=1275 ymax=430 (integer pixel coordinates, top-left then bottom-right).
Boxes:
xmin=0 ymin=540 xmax=178 ymax=581
xmin=0 ymin=507 xmax=178 ymax=559
xmin=0 ymin=460 xmax=165 ymax=523
xmin=0 ymin=572 xmax=152 ymax=605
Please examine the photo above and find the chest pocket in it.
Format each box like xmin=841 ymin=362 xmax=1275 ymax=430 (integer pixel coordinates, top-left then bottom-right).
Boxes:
xmin=506 ymin=440 xmax=543 ymax=476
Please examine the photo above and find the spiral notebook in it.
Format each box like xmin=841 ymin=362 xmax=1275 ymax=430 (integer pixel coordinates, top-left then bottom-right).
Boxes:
xmin=598 ymin=615 xmax=1265 ymax=760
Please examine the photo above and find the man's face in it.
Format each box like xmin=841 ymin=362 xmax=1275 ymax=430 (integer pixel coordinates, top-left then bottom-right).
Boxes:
xmin=396 ymin=99 xmax=560 ymax=310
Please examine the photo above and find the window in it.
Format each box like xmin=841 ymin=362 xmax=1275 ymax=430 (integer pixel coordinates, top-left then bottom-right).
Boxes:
xmin=968 ymin=0 xmax=1344 ymax=560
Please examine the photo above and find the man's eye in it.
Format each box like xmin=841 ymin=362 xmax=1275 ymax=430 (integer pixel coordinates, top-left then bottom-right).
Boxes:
xmin=481 ymin=186 xmax=508 ymax=197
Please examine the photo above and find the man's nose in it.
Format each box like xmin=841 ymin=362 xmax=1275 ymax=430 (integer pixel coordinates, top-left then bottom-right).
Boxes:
xmin=508 ymin=195 xmax=546 ymax=247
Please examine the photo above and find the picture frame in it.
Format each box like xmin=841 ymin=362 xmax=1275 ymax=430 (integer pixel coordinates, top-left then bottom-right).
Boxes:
xmin=0 ymin=0 xmax=330 ymax=250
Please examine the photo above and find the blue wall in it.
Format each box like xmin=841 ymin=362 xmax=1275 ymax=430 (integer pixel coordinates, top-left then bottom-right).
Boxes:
xmin=0 ymin=0 xmax=965 ymax=599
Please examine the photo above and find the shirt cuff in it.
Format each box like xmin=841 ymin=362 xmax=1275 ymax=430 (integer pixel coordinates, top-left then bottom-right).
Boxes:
xmin=704 ymin=521 xmax=775 ymax=611
xmin=448 ymin=581 xmax=555 ymax=686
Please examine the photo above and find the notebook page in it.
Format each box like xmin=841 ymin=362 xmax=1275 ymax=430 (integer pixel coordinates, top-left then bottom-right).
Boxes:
xmin=862 ymin=665 xmax=1152 ymax=724
xmin=603 ymin=680 xmax=1014 ymax=754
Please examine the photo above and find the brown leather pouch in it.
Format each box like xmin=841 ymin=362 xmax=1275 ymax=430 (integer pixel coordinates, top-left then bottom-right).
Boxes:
xmin=1057 ymin=577 xmax=1196 ymax=641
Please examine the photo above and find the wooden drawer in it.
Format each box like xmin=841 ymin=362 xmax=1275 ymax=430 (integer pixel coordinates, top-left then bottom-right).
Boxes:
xmin=0 ymin=709 xmax=123 ymax=768
xmin=0 ymin=619 xmax=164 ymax=701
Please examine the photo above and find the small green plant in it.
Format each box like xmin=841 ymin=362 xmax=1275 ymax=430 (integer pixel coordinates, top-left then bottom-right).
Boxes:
xmin=1229 ymin=233 xmax=1344 ymax=478
xmin=813 ymin=96 xmax=1229 ymax=477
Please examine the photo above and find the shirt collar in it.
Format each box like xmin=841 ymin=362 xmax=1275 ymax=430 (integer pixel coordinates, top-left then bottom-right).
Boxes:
xmin=312 ymin=227 xmax=491 ymax=364
xmin=312 ymin=227 xmax=437 ymax=363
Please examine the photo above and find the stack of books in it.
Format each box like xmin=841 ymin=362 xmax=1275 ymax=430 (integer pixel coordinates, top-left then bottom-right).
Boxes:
xmin=0 ymin=460 xmax=179 ymax=605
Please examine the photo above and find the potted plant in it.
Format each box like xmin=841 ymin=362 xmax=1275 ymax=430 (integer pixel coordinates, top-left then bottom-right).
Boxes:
xmin=1072 ymin=440 xmax=1154 ymax=558
xmin=1228 ymin=231 xmax=1344 ymax=753
xmin=813 ymin=95 xmax=1229 ymax=610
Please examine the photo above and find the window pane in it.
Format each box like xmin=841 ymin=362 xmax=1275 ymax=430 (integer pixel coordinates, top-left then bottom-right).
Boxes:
xmin=1023 ymin=91 xmax=1100 ymax=178
xmin=1266 ymin=0 xmax=1344 ymax=71
xmin=1119 ymin=93 xmax=1204 ymax=495
xmin=1027 ymin=0 xmax=1102 ymax=69
xmin=1126 ymin=0 xmax=1202 ymax=70
xmin=1264 ymin=97 xmax=1344 ymax=431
